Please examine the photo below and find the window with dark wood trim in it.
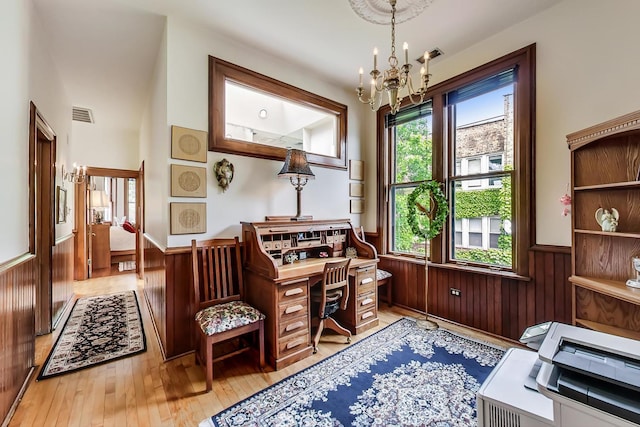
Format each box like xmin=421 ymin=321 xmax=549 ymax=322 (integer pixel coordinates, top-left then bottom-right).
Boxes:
xmin=377 ymin=44 xmax=535 ymax=277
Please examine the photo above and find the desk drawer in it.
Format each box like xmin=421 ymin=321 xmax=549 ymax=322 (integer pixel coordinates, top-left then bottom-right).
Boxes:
xmin=357 ymin=293 xmax=376 ymax=313
xmin=279 ymin=314 xmax=308 ymax=339
xmin=357 ymin=308 xmax=377 ymax=323
xmin=278 ymin=280 xmax=308 ymax=302
xmin=356 ymin=267 xmax=376 ymax=296
xmin=278 ymin=296 xmax=308 ymax=321
xmin=278 ymin=330 xmax=309 ymax=357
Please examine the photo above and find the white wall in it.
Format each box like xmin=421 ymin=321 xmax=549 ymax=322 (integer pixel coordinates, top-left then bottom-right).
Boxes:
xmin=161 ymin=16 xmax=368 ymax=247
xmin=139 ymin=21 xmax=169 ymax=247
xmin=414 ymin=0 xmax=640 ymax=246
xmin=71 ymin=123 xmax=139 ymax=171
xmin=0 ymin=0 xmax=72 ymax=263
xmin=0 ymin=0 xmax=31 ymax=263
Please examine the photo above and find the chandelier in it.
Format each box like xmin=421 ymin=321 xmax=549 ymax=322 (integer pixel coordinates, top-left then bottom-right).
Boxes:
xmin=355 ymin=0 xmax=432 ymax=115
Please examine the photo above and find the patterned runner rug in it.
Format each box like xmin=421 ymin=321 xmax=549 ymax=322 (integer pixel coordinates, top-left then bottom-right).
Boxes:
xmin=200 ymin=317 xmax=505 ymax=426
xmin=37 ymin=291 xmax=146 ymax=380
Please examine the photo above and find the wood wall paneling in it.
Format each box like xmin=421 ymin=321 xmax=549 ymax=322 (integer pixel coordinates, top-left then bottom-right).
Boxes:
xmin=142 ymin=236 xmax=193 ymax=360
xmin=143 ymin=237 xmax=168 ymax=357
xmin=52 ymin=234 xmax=75 ymax=328
xmin=378 ymin=246 xmax=571 ymax=341
xmin=0 ymin=254 xmax=36 ymax=426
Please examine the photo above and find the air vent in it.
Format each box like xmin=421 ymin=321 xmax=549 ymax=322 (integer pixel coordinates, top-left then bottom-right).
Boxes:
xmin=487 ymin=403 xmax=521 ymax=427
xmin=416 ymin=47 xmax=444 ymax=64
xmin=72 ymin=107 xmax=94 ymax=123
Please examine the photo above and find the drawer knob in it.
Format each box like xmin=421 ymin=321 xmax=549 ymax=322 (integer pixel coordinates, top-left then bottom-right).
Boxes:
xmin=361 ymin=277 xmax=374 ymax=285
xmin=361 ymin=311 xmax=374 ymax=320
xmin=285 ymin=304 xmax=304 ymax=314
xmin=285 ymin=321 xmax=304 ymax=332
xmin=361 ymin=298 xmax=374 ymax=306
xmin=284 ymin=288 xmax=303 ymax=297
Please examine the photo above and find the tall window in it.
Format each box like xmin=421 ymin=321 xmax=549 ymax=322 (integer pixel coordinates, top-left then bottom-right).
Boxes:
xmin=449 ymin=71 xmax=514 ymax=268
xmin=126 ymin=178 xmax=136 ymax=223
xmin=387 ymin=103 xmax=432 ymax=255
xmin=380 ymin=45 xmax=534 ymax=275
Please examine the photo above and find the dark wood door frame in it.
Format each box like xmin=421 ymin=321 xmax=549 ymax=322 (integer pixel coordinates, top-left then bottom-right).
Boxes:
xmin=29 ymin=102 xmax=57 ymax=335
xmin=74 ymin=166 xmax=144 ymax=280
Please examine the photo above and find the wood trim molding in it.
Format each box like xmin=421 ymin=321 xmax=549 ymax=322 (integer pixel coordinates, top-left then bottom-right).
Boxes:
xmin=567 ymin=110 xmax=640 ymax=151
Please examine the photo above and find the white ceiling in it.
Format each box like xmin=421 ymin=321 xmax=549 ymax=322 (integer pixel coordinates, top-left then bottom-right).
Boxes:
xmin=32 ymin=0 xmax=561 ymax=133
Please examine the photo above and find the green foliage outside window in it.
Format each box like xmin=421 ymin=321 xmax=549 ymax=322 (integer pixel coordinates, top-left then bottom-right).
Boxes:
xmin=393 ymin=117 xmax=513 ymax=267
xmin=392 ymin=117 xmax=432 ymax=254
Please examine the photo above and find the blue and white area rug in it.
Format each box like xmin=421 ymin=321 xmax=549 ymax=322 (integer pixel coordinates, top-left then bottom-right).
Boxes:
xmin=201 ymin=317 xmax=505 ymax=426
xmin=37 ymin=291 xmax=146 ymax=380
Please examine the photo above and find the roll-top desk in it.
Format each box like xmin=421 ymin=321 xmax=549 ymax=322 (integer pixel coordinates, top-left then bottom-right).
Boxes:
xmin=241 ymin=219 xmax=379 ymax=370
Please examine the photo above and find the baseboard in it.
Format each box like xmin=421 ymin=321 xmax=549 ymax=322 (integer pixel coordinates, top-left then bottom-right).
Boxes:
xmin=142 ymin=289 xmax=167 ymax=361
xmin=1 ymin=367 xmax=35 ymax=427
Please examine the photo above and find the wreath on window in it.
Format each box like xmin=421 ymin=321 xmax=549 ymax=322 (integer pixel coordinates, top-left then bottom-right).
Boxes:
xmin=406 ymin=180 xmax=449 ymax=240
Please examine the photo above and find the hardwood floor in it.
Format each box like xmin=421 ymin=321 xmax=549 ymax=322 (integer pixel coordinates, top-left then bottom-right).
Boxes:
xmin=8 ymin=273 xmax=515 ymax=427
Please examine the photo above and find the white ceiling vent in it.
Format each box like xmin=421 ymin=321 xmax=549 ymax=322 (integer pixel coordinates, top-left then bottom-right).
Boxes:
xmin=72 ymin=107 xmax=94 ymax=123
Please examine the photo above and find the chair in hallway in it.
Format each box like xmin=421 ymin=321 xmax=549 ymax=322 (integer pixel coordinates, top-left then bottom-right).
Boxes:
xmin=310 ymin=258 xmax=352 ymax=353
xmin=191 ymin=237 xmax=265 ymax=392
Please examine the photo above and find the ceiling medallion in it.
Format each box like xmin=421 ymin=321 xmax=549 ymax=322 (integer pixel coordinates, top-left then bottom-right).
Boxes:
xmin=349 ymin=0 xmax=434 ymax=25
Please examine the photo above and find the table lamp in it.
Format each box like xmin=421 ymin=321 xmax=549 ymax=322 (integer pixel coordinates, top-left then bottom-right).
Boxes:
xmin=278 ymin=149 xmax=314 ymax=221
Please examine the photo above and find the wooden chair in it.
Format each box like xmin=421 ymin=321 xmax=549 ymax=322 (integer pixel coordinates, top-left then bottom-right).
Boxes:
xmin=310 ymin=258 xmax=352 ymax=353
xmin=191 ymin=237 xmax=265 ymax=392
xmin=359 ymin=226 xmax=393 ymax=306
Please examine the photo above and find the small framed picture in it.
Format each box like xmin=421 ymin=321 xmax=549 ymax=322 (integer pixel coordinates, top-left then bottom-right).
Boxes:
xmin=56 ymin=186 xmax=67 ymax=224
xmin=349 ymin=182 xmax=364 ymax=197
xmin=171 ymin=126 xmax=208 ymax=163
xmin=170 ymin=202 xmax=206 ymax=234
xmin=349 ymin=160 xmax=364 ymax=181
xmin=350 ymin=199 xmax=364 ymax=214
xmin=171 ymin=164 xmax=207 ymax=197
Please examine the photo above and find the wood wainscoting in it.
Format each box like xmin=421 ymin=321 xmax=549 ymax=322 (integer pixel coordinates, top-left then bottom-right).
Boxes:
xmin=142 ymin=235 xmax=192 ymax=360
xmin=379 ymin=245 xmax=572 ymax=341
xmin=0 ymin=254 xmax=37 ymax=426
xmin=52 ymin=234 xmax=75 ymax=328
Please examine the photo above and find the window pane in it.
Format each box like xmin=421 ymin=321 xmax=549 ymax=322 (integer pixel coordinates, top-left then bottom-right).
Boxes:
xmin=394 ymin=114 xmax=432 ymax=184
xmin=451 ymin=176 xmax=512 ymax=268
xmin=453 ymin=85 xmax=514 ymax=176
xmin=455 ymin=232 xmax=462 ymax=246
xmin=390 ymin=186 xmax=426 ymax=255
xmin=469 ymin=233 xmax=482 ymax=247
xmin=127 ymin=179 xmax=136 ymax=223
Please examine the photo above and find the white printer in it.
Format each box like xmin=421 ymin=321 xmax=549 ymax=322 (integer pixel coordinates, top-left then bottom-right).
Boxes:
xmin=477 ymin=322 xmax=640 ymax=427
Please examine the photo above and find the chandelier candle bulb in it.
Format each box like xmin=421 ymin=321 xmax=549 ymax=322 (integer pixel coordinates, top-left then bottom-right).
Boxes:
xmin=373 ymin=47 xmax=378 ymax=70
xmin=359 ymin=67 xmax=363 ymax=87
xmin=424 ymin=51 xmax=430 ymax=75
xmin=403 ymin=42 xmax=409 ymax=64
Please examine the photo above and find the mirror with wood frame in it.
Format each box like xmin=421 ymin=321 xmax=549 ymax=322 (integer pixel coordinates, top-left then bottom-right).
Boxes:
xmin=208 ymin=56 xmax=348 ymax=170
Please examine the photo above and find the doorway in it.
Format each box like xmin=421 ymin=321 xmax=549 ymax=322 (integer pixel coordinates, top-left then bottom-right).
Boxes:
xmin=74 ymin=167 xmax=143 ymax=280
xmin=29 ymin=102 xmax=57 ymax=335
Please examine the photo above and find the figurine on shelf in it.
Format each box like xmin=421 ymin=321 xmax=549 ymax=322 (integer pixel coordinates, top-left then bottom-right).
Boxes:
xmin=626 ymin=257 xmax=640 ymax=289
xmin=595 ymin=207 xmax=619 ymax=232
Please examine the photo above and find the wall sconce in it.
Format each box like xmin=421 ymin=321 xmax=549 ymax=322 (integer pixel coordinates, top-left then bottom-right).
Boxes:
xmin=278 ymin=149 xmax=315 ymax=221
xmin=63 ymin=163 xmax=87 ymax=184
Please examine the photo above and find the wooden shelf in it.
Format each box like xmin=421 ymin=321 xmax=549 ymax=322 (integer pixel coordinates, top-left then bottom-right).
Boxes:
xmin=575 ymin=318 xmax=640 ymax=341
xmin=569 ymin=111 xmax=640 ymax=340
xmin=574 ymin=180 xmax=640 ymax=191
xmin=570 ymin=275 xmax=640 ymax=305
xmin=574 ymin=229 xmax=640 ymax=239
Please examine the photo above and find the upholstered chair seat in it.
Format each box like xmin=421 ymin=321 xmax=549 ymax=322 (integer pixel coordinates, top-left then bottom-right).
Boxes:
xmin=196 ymin=301 xmax=265 ymax=336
